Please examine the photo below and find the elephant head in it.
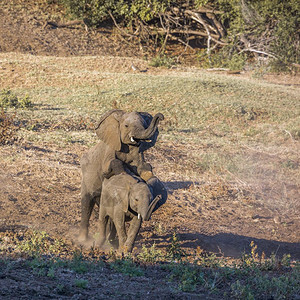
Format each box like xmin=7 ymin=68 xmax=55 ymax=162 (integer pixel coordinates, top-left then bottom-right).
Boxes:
xmin=107 ymin=176 xmax=161 ymax=221
xmin=128 ymin=182 xmax=162 ymax=221
xmin=95 ymin=110 xmax=164 ymax=151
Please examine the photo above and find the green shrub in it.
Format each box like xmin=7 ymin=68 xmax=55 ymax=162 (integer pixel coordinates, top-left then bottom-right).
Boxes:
xmin=69 ymin=250 xmax=90 ymax=274
xmin=138 ymin=243 xmax=164 ymax=263
xmin=74 ymin=279 xmax=88 ymax=288
xmin=17 ymin=231 xmax=66 ymax=257
xmin=0 ymin=89 xmax=32 ymax=109
xmin=111 ymin=258 xmax=144 ymax=276
xmin=149 ymin=54 xmax=176 ymax=68
xmin=59 ymin=0 xmax=299 ymax=71
xmin=166 ymin=263 xmax=205 ymax=292
xmin=198 ymin=48 xmax=247 ymax=70
xmin=17 ymin=231 xmax=53 ymax=257
xmin=269 ymin=16 xmax=300 ymax=72
xmin=60 ymin=0 xmax=169 ymax=26
xmin=0 ymin=89 xmax=18 ymax=108
xmin=230 ymin=267 xmax=300 ymax=300
xmin=27 ymin=257 xmax=55 ymax=277
xmin=209 ymin=0 xmax=299 ymax=71
xmin=166 ymin=232 xmax=186 ymax=261
xmin=197 ymin=0 xmax=299 ymax=71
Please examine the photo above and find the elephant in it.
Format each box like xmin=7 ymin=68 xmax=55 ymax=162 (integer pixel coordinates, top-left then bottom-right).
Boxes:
xmin=95 ymin=109 xmax=164 ymax=179
xmin=79 ymin=110 xmax=164 ymax=242
xmin=96 ymin=172 xmax=167 ymax=252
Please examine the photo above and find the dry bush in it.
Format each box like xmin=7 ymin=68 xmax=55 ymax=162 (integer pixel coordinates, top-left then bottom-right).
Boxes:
xmin=0 ymin=110 xmax=18 ymax=145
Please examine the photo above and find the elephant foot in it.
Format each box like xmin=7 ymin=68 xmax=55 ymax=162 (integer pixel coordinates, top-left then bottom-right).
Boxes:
xmin=78 ymin=229 xmax=88 ymax=243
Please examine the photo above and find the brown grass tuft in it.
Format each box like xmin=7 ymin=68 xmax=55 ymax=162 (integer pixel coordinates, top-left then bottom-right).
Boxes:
xmin=0 ymin=110 xmax=18 ymax=145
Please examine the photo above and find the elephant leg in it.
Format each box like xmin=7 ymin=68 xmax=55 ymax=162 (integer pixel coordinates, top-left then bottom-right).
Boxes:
xmin=106 ymin=218 xmax=118 ymax=248
xmin=103 ymin=159 xmax=125 ymax=179
xmin=79 ymin=193 xmax=95 ymax=242
xmin=114 ymin=217 xmax=127 ymax=250
xmin=134 ymin=152 xmax=154 ymax=181
xmin=124 ymin=217 xmax=142 ymax=252
xmin=96 ymin=212 xmax=107 ymax=248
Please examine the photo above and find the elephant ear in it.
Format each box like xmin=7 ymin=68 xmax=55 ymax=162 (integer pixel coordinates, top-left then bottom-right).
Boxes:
xmin=121 ymin=177 xmax=139 ymax=213
xmin=104 ymin=175 xmax=136 ymax=213
xmin=95 ymin=110 xmax=124 ymax=151
xmin=121 ymin=181 xmax=134 ymax=213
xmin=108 ymin=179 xmax=130 ymax=213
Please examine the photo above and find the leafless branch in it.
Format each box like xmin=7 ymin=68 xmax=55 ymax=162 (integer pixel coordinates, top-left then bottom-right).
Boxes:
xmin=108 ymin=10 xmax=137 ymax=39
xmin=43 ymin=20 xmax=88 ymax=31
xmin=239 ymin=48 xmax=278 ymax=59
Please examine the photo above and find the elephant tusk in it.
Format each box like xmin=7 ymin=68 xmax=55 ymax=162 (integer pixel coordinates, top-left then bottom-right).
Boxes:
xmin=130 ymin=137 xmax=135 ymax=143
xmin=138 ymin=213 xmax=141 ymax=219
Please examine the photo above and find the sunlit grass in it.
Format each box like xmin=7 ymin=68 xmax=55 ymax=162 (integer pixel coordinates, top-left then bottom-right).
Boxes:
xmin=1 ymin=52 xmax=299 ymax=226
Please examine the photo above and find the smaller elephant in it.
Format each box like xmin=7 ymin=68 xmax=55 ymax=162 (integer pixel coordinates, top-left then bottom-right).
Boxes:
xmin=96 ymin=173 xmax=166 ymax=252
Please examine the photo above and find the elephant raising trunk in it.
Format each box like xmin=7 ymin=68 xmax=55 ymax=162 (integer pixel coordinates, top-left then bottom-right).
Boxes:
xmin=143 ymin=195 xmax=162 ymax=221
xmin=134 ymin=113 xmax=164 ymax=140
xmin=79 ymin=110 xmax=165 ymax=242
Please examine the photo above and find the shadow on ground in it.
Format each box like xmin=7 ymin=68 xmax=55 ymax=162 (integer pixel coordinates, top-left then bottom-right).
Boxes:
xmin=150 ymin=232 xmax=300 ymax=260
xmin=165 ymin=181 xmax=199 ymax=192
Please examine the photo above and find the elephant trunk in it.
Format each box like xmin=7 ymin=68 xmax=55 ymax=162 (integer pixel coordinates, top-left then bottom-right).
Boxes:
xmin=134 ymin=113 xmax=164 ymax=140
xmin=138 ymin=204 xmax=149 ymax=221
xmin=143 ymin=195 xmax=162 ymax=221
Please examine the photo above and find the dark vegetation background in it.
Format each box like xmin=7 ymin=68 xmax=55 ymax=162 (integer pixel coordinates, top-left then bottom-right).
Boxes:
xmin=59 ymin=0 xmax=299 ymax=72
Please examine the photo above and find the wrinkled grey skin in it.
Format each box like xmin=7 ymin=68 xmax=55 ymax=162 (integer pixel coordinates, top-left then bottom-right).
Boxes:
xmin=95 ymin=109 xmax=164 ymax=179
xmin=96 ymin=173 xmax=167 ymax=252
xmin=79 ymin=110 xmax=164 ymax=242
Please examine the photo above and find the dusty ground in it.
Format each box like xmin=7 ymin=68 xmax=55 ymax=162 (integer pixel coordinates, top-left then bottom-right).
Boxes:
xmin=0 ymin=137 xmax=299 ymax=298
xmin=0 ymin=0 xmax=299 ymax=299
xmin=1 ymin=139 xmax=299 ymax=259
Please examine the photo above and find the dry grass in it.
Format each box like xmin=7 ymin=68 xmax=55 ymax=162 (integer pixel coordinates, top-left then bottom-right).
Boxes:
xmin=1 ymin=52 xmax=299 ymax=245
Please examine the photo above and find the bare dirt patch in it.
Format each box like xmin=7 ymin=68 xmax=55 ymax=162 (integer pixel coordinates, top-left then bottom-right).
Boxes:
xmin=0 ymin=0 xmax=143 ymax=58
xmin=1 ymin=140 xmax=299 ymax=259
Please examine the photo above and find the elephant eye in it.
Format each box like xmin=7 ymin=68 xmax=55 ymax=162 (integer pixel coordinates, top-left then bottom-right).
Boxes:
xmin=125 ymin=124 xmax=129 ymax=128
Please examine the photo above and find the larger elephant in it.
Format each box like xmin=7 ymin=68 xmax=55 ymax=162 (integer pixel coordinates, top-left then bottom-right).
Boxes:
xmin=79 ymin=110 xmax=164 ymax=242
xmin=95 ymin=110 xmax=164 ymax=179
